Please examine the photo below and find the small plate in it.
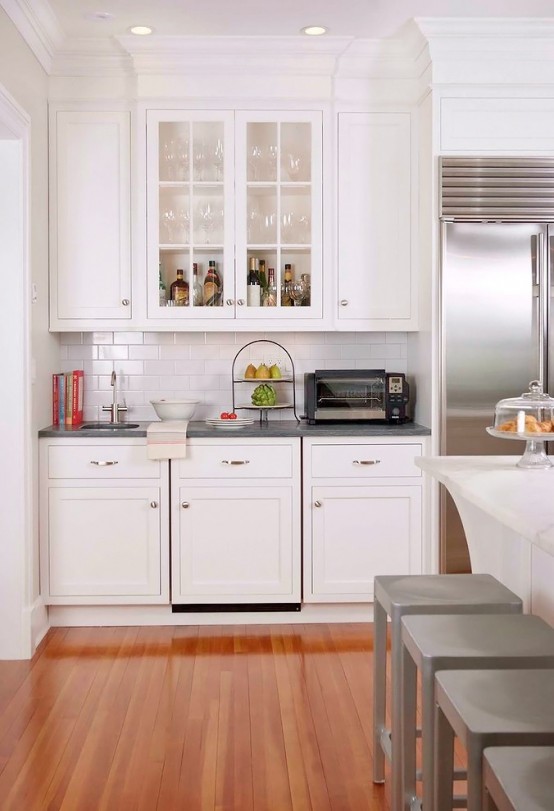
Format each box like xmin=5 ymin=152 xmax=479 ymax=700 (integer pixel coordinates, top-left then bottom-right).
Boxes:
xmin=205 ymin=418 xmax=254 ymax=429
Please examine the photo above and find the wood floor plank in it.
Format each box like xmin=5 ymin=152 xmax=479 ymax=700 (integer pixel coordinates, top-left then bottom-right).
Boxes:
xmin=0 ymin=623 xmax=392 ymax=811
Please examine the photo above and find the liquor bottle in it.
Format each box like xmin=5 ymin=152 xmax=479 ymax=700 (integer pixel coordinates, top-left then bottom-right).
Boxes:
xmin=170 ymin=268 xmax=189 ymax=306
xmin=203 ymin=259 xmax=222 ymax=306
xmin=158 ymin=262 xmax=167 ymax=306
xmin=258 ymin=259 xmax=268 ymax=294
xmin=263 ymin=267 xmax=277 ymax=307
xmin=192 ymin=263 xmax=203 ymax=306
xmin=247 ymin=257 xmax=261 ymax=307
xmin=281 ymin=263 xmax=293 ymax=306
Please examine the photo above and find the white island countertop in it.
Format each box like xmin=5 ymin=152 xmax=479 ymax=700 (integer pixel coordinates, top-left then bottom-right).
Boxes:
xmin=416 ymin=456 xmax=554 ymax=558
xmin=417 ymin=455 xmax=554 ymax=619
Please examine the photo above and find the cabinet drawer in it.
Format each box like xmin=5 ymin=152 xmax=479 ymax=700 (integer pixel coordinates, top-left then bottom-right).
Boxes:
xmin=47 ymin=444 xmax=161 ymax=479
xmin=177 ymin=444 xmax=293 ymax=479
xmin=311 ymin=443 xmax=422 ymax=479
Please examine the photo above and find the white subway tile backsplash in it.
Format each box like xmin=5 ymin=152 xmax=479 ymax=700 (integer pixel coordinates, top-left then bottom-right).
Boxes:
xmin=71 ymin=330 xmax=409 ymax=420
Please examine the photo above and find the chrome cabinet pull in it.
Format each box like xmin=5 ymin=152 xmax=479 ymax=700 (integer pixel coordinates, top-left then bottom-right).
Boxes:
xmin=237 ymin=299 xmax=245 ymax=306
xmin=340 ymin=299 xmax=348 ymax=306
xmin=353 ymin=459 xmax=380 ymax=466
xmin=226 ymin=298 xmax=234 ymax=305
xmin=90 ymin=460 xmax=118 ymax=466
xmin=314 ymin=500 xmax=322 ymax=507
xmin=150 ymin=501 xmax=158 ymax=508
xmin=181 ymin=502 xmax=190 ymax=508
xmin=122 ymin=299 xmax=130 ymax=306
xmin=221 ymin=460 xmax=250 ymax=466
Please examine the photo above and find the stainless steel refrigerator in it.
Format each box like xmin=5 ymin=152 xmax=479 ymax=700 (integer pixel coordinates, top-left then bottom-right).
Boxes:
xmin=440 ymin=158 xmax=554 ymax=572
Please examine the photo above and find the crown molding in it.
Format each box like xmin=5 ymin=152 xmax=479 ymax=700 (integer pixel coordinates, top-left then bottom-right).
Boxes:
xmin=50 ymin=38 xmax=132 ymax=77
xmin=0 ymin=0 xmax=64 ymax=73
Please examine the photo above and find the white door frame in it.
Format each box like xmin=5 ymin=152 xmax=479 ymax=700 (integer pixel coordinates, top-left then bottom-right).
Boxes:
xmin=0 ymin=82 xmax=34 ymax=659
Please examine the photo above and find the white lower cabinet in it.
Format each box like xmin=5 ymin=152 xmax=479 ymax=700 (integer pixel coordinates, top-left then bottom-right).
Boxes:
xmin=303 ymin=438 xmax=423 ymax=602
xmin=40 ymin=439 xmax=169 ymax=604
xmin=171 ymin=438 xmax=301 ymax=604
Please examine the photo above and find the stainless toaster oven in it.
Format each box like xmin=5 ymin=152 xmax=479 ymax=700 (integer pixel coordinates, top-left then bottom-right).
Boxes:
xmin=304 ymin=369 xmax=410 ymax=424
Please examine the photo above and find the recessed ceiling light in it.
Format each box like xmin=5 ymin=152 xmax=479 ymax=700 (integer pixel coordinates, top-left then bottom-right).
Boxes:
xmin=129 ymin=25 xmax=153 ymax=36
xmin=301 ymin=25 xmax=328 ymax=36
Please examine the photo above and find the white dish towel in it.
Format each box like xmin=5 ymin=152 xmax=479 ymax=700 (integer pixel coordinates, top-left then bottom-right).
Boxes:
xmin=146 ymin=420 xmax=189 ymax=459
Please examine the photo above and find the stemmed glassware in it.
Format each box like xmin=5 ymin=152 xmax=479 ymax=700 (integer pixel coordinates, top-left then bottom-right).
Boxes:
xmin=248 ymin=145 xmax=263 ymax=181
xmin=175 ymin=137 xmax=189 ymax=181
xmin=161 ymin=140 xmax=177 ymax=180
xmin=290 ymin=282 xmax=306 ymax=306
xmin=194 ymin=141 xmax=207 ymax=181
xmin=198 ymin=202 xmax=214 ymax=244
xmin=286 ymin=153 xmax=301 ymax=180
xmin=160 ymin=208 xmax=176 ymax=243
xmin=177 ymin=208 xmax=190 ymax=244
xmin=213 ymin=138 xmax=224 ymax=181
xmin=267 ymin=145 xmax=278 ymax=181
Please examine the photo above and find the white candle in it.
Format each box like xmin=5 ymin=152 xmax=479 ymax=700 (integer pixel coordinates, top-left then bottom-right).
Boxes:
xmin=517 ymin=410 xmax=525 ymax=433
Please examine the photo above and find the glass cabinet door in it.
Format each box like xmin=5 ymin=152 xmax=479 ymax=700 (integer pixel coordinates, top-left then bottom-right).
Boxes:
xmin=235 ymin=111 xmax=322 ymax=319
xmin=147 ymin=110 xmax=234 ymax=320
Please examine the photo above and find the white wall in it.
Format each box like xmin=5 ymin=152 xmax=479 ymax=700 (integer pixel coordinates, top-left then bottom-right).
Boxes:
xmin=58 ymin=330 xmax=410 ymax=422
xmin=0 ymin=9 xmax=54 ymax=656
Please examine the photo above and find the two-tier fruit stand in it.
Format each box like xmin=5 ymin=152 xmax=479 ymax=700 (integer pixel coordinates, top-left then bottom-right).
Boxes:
xmin=231 ymin=339 xmax=299 ymax=424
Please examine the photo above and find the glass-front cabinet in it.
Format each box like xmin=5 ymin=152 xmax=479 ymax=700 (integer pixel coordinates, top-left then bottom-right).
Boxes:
xmin=146 ymin=110 xmax=322 ymax=324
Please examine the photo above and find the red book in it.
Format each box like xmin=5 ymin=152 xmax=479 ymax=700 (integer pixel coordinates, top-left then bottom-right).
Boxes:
xmin=52 ymin=374 xmax=59 ymax=426
xmin=74 ymin=370 xmax=84 ymax=425
xmin=65 ymin=372 xmax=73 ymax=425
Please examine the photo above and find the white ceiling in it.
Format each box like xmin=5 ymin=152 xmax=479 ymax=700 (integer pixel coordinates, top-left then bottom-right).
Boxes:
xmin=44 ymin=0 xmax=554 ymax=40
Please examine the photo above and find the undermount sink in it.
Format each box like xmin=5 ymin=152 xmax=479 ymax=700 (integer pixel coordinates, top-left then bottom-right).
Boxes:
xmin=80 ymin=422 xmax=140 ymax=430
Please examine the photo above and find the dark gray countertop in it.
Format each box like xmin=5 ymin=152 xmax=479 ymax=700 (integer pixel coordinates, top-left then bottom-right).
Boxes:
xmin=39 ymin=420 xmax=431 ymax=439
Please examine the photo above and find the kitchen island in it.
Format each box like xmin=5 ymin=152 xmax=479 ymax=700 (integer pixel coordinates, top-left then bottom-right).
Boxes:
xmin=417 ymin=456 xmax=554 ymax=622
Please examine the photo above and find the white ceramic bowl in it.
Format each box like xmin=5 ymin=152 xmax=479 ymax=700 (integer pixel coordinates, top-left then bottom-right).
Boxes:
xmin=150 ymin=399 xmax=198 ymax=421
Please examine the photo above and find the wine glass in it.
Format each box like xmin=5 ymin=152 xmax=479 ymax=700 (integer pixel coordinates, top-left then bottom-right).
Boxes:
xmin=194 ymin=140 xmax=207 ymax=181
xmin=175 ymin=137 xmax=189 ymax=181
xmin=286 ymin=153 xmax=301 ymax=180
xmin=247 ymin=203 xmax=261 ymax=243
xmin=160 ymin=208 xmax=176 ymax=243
xmin=248 ymin=145 xmax=263 ymax=181
xmin=161 ymin=140 xmax=177 ymax=180
xmin=297 ymin=214 xmax=311 ymax=244
xmin=213 ymin=138 xmax=224 ymax=181
xmin=177 ymin=208 xmax=190 ymax=243
xmin=267 ymin=145 xmax=278 ymax=181
xmin=281 ymin=211 xmax=295 ymax=243
xmin=198 ymin=202 xmax=214 ymax=243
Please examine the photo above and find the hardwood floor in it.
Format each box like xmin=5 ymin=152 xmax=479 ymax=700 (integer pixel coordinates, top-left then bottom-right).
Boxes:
xmin=0 ymin=624 xmax=391 ymax=811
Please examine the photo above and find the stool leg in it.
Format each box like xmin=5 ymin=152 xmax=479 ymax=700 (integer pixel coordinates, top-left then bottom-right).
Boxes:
xmin=482 ymin=785 xmax=498 ymax=811
xmin=373 ymin=598 xmax=387 ymax=783
xmin=401 ymin=644 xmax=417 ymax=811
xmin=421 ymin=661 xmax=436 ymax=811
xmin=434 ymin=703 xmax=454 ymax=811
xmin=391 ymin=612 xmax=403 ymax=811
xmin=467 ymin=740 xmax=484 ymax=811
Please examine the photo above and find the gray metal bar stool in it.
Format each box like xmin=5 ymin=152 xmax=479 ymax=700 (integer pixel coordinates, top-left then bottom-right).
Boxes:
xmin=401 ymin=614 xmax=554 ymax=811
xmin=372 ymin=574 xmax=522 ymax=811
xmin=483 ymin=746 xmax=554 ymax=811
xmin=435 ymin=669 xmax=554 ymax=811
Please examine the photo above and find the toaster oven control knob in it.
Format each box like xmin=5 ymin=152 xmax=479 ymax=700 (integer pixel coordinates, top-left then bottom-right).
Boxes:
xmin=314 ymin=500 xmax=322 ymax=508
xmin=340 ymin=299 xmax=348 ymax=306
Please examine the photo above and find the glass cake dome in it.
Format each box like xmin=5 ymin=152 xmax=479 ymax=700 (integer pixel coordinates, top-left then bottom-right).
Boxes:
xmin=487 ymin=380 xmax=554 ymax=468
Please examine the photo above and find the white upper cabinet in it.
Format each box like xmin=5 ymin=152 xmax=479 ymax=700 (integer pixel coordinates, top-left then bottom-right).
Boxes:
xmin=337 ymin=112 xmax=417 ymax=330
xmin=146 ymin=109 xmax=323 ymax=328
xmin=49 ymin=109 xmax=132 ymax=327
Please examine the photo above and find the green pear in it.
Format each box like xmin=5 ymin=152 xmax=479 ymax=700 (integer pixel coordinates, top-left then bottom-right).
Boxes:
xmin=269 ymin=364 xmax=282 ymax=379
xmin=254 ymin=363 xmax=270 ymax=379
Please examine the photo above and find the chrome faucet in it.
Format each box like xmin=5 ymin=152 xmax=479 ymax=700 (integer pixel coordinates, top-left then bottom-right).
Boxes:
xmin=102 ymin=371 xmax=128 ymax=423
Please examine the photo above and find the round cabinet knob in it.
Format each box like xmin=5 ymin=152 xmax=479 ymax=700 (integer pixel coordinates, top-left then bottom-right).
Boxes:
xmin=150 ymin=501 xmax=158 ymax=508
xmin=237 ymin=299 xmax=245 ymax=306
xmin=122 ymin=299 xmax=130 ymax=306
xmin=226 ymin=298 xmax=234 ymax=306
xmin=314 ymin=500 xmax=322 ymax=508
xmin=340 ymin=299 xmax=348 ymax=307
xmin=181 ymin=502 xmax=190 ymax=509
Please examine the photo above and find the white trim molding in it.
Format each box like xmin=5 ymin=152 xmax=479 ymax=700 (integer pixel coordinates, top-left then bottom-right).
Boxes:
xmin=0 ymin=0 xmax=64 ymax=73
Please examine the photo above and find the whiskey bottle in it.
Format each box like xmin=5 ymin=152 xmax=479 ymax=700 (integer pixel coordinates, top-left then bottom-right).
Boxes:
xmin=281 ymin=263 xmax=293 ymax=306
xmin=170 ymin=268 xmax=189 ymax=306
xmin=247 ymin=257 xmax=261 ymax=307
xmin=192 ymin=263 xmax=203 ymax=306
xmin=158 ymin=261 xmax=167 ymax=307
xmin=203 ymin=259 xmax=222 ymax=306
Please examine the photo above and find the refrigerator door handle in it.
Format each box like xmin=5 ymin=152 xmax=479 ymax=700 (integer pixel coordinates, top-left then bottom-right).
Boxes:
xmin=538 ymin=232 xmax=549 ymax=387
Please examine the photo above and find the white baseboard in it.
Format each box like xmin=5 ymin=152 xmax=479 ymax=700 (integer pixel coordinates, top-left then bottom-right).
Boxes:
xmin=48 ymin=602 xmax=375 ymax=627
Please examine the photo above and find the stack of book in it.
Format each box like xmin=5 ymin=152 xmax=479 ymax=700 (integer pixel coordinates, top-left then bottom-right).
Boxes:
xmin=52 ymin=370 xmax=84 ymax=426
